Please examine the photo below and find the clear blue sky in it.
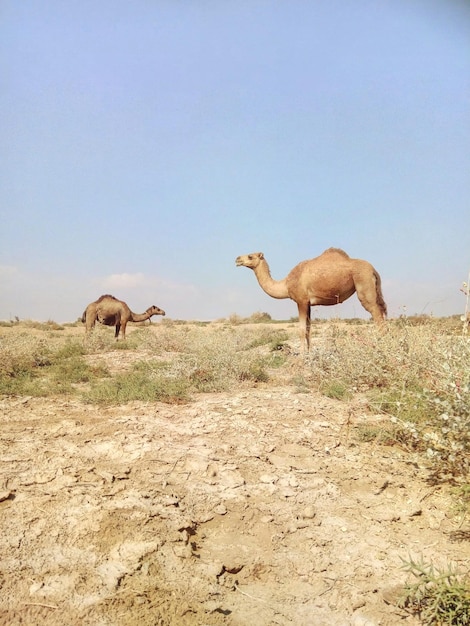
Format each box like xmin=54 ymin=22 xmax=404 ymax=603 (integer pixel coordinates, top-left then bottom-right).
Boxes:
xmin=1 ymin=1 xmax=469 ymax=322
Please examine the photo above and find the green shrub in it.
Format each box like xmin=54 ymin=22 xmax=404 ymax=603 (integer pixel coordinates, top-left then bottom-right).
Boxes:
xmin=54 ymin=340 xmax=86 ymax=359
xmin=400 ymin=558 xmax=470 ymax=625
xmin=239 ymin=359 xmax=269 ymax=383
xmin=0 ymin=335 xmax=106 ymax=396
xmin=83 ymin=364 xmax=189 ymax=404
xmin=247 ymin=328 xmax=289 ymax=350
xmin=319 ymin=379 xmax=351 ymax=401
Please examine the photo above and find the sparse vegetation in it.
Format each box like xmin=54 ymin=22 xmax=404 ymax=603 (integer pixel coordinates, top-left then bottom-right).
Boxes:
xmin=319 ymin=379 xmax=351 ymax=401
xmin=0 ymin=320 xmax=289 ymax=403
xmin=305 ymin=321 xmax=470 ymax=482
xmin=2 ymin=319 xmax=469 ymax=479
xmin=0 ymin=334 xmax=107 ymax=396
xmin=399 ymin=557 xmax=470 ymax=625
xmin=1 ymin=317 xmax=468 ymax=482
xmin=83 ymin=362 xmax=190 ymax=404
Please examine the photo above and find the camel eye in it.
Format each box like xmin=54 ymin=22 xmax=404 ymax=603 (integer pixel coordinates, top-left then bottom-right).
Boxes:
xmin=248 ymin=255 xmax=253 ymax=260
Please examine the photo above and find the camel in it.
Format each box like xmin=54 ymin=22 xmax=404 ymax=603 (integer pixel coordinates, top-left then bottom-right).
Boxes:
xmin=81 ymin=294 xmax=165 ymax=340
xmin=236 ymin=248 xmax=387 ymax=350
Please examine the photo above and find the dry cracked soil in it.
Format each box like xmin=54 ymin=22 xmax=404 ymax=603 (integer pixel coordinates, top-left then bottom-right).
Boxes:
xmin=1 ymin=327 xmax=469 ymax=626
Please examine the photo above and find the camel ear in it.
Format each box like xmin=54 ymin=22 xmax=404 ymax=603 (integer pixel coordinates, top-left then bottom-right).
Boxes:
xmin=259 ymin=252 xmax=264 ymax=259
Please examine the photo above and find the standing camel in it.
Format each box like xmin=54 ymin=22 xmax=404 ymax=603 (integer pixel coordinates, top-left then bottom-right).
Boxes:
xmin=81 ymin=294 xmax=165 ymax=340
xmin=236 ymin=248 xmax=387 ymax=351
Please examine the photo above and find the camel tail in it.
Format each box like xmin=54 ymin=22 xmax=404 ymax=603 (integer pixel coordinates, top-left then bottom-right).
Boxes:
xmin=374 ymin=270 xmax=387 ymax=319
xmin=81 ymin=310 xmax=86 ymax=324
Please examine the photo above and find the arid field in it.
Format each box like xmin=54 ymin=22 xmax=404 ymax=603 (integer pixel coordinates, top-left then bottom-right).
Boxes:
xmin=1 ymin=317 xmax=469 ymax=626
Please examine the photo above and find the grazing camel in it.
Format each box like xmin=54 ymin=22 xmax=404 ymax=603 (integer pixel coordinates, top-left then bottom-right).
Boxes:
xmin=236 ymin=248 xmax=387 ymax=351
xmin=81 ymin=294 xmax=165 ymax=340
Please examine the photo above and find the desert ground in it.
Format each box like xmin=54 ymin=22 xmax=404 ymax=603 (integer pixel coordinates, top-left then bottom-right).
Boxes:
xmin=0 ymin=321 xmax=468 ymax=625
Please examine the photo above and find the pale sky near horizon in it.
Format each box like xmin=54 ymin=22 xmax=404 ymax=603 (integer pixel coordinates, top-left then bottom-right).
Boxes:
xmin=1 ymin=1 xmax=469 ymax=323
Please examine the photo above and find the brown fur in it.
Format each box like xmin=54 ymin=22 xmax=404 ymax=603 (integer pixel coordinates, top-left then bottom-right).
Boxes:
xmin=96 ymin=294 xmax=118 ymax=303
xmin=81 ymin=294 xmax=165 ymax=340
xmin=323 ymin=247 xmax=350 ymax=258
xmin=236 ymin=248 xmax=387 ymax=350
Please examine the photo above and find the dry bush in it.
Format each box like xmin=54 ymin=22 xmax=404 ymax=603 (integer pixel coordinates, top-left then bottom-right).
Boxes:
xmin=139 ymin=324 xmax=287 ymax=389
xmin=16 ymin=319 xmax=65 ymax=331
xmin=0 ymin=333 xmax=52 ymax=378
xmin=228 ymin=313 xmax=243 ymax=325
xmin=79 ymin=324 xmax=289 ymax=404
xmin=0 ymin=332 xmax=105 ymax=396
xmin=249 ymin=311 xmax=272 ymax=323
xmin=306 ymin=321 xmax=470 ymax=481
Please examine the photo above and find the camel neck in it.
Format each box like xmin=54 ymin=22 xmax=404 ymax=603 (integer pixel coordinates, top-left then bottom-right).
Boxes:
xmin=254 ymin=260 xmax=289 ymax=299
xmin=130 ymin=311 xmax=150 ymax=322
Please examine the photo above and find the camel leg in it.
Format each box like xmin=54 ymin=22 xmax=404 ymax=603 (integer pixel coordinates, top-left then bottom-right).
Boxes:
xmin=120 ymin=321 xmax=127 ymax=340
xmin=355 ymin=280 xmax=386 ymax=326
xmin=305 ymin=305 xmax=311 ymax=350
xmin=298 ymin=302 xmax=311 ymax=351
xmin=113 ymin=312 xmax=124 ymax=339
xmin=85 ymin=314 xmax=96 ymax=335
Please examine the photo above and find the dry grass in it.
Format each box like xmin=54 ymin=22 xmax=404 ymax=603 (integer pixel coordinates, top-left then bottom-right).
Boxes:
xmin=1 ymin=316 xmax=468 ymax=483
xmin=303 ymin=320 xmax=470 ymax=483
xmin=0 ymin=321 xmax=289 ymax=403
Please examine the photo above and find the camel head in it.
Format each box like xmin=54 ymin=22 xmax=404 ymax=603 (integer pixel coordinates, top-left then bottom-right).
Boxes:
xmin=148 ymin=306 xmax=166 ymax=317
xmin=235 ymin=252 xmax=265 ymax=269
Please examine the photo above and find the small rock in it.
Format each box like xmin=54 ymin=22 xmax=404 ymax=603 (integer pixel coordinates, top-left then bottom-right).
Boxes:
xmin=204 ymin=600 xmax=225 ymax=613
xmin=0 ymin=490 xmax=13 ymax=502
xmin=97 ymin=560 xmax=128 ymax=590
xmin=278 ymin=476 xmax=299 ymax=488
xmin=260 ymin=474 xmax=277 ymax=484
xmin=196 ymin=512 xmax=214 ymax=524
xmin=302 ymin=506 xmax=316 ymax=519
xmin=202 ymin=561 xmax=224 ymax=579
xmin=428 ymin=511 xmax=445 ymax=530
xmin=222 ymin=562 xmax=244 ymax=574
xmin=206 ymin=464 xmax=218 ymax=478
xmin=280 ymin=488 xmax=296 ymax=498
xmin=220 ymin=470 xmax=245 ymax=488
xmin=180 ymin=529 xmax=189 ymax=544
xmin=382 ymin=584 xmax=406 ymax=606
xmin=295 ymin=520 xmax=309 ymax=530
xmin=214 ymin=503 xmax=227 ymax=515
xmin=173 ymin=544 xmax=193 ymax=559
xmin=352 ymin=598 xmax=366 ymax=611
xmin=96 ymin=470 xmax=114 ymax=484
xmin=29 ymin=581 xmax=44 ymax=595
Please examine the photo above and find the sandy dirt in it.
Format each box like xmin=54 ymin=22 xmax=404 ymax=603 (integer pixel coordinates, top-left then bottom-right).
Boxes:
xmin=1 ymin=327 xmax=469 ymax=626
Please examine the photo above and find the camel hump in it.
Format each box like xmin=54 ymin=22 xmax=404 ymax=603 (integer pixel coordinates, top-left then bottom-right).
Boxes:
xmin=323 ymin=247 xmax=350 ymax=258
xmin=96 ymin=294 xmax=118 ymax=303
